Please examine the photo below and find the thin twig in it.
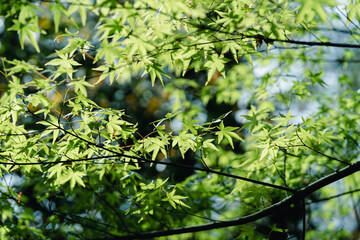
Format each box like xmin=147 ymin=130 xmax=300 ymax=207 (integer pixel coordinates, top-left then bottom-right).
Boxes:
xmin=21 ymin=107 xmax=296 ymax=193
xmin=295 ymin=129 xmax=350 ymax=166
xmin=307 ymin=188 xmax=360 ymax=204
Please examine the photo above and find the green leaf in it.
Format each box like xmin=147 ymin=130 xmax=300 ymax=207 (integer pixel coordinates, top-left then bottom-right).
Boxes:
xmin=50 ymin=3 xmax=67 ymax=32
xmin=70 ymin=170 xmax=86 ymax=189
xmin=202 ymin=139 xmax=219 ymax=151
xmin=204 ymin=54 xmax=229 ymax=85
xmin=8 ymin=18 xmax=43 ymax=52
xmin=142 ymin=62 xmax=170 ymax=86
xmin=172 ymin=133 xmax=197 ymax=158
xmin=215 ymin=121 xmax=243 ymax=149
xmin=141 ymin=137 xmax=168 ymax=160
xmin=45 ymin=52 xmax=81 ymax=79
xmin=296 ymin=0 xmax=338 ymax=24
xmin=79 ymin=6 xmax=87 ymax=26
xmin=272 ymin=110 xmax=294 ymax=128
xmin=68 ymin=78 xmax=93 ymax=96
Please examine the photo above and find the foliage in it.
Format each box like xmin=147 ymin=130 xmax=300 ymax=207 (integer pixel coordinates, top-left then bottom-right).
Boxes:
xmin=0 ymin=0 xmax=360 ymax=239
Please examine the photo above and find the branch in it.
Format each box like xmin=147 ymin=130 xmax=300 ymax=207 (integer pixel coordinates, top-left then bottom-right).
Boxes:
xmin=307 ymin=188 xmax=360 ymax=204
xmin=0 ymin=150 xmax=294 ymax=193
xmin=116 ymin=161 xmax=360 ymax=239
xmin=0 ymin=188 xmax=122 ymax=237
xmin=272 ymin=38 xmax=360 ymax=48
xmin=295 ymin=130 xmax=350 ymax=166
xmin=22 ymin=108 xmax=295 ymax=193
xmin=149 ymin=35 xmax=360 ymax=58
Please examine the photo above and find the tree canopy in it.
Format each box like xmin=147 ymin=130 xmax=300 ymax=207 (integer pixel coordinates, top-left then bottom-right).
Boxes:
xmin=0 ymin=0 xmax=360 ymax=239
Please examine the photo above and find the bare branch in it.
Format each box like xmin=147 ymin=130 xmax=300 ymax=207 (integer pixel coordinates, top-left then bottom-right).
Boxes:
xmin=295 ymin=130 xmax=350 ymax=166
xmin=307 ymin=188 xmax=360 ymax=204
xmin=115 ymin=161 xmax=360 ymax=239
xmin=4 ymin=107 xmax=295 ymax=193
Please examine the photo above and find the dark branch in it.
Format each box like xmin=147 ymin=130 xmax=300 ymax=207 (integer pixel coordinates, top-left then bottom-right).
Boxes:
xmin=307 ymin=188 xmax=360 ymax=204
xmin=8 ymin=107 xmax=295 ymax=193
xmin=295 ymin=130 xmax=350 ymax=166
xmin=115 ymin=161 xmax=360 ymax=239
